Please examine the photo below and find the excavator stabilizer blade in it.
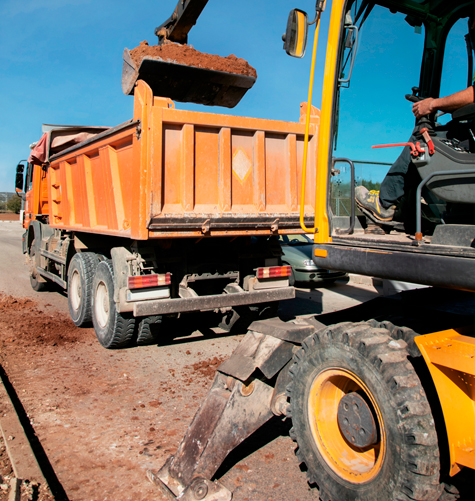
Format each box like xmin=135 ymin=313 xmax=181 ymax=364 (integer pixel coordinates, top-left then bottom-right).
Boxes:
xmin=122 ymin=48 xmax=256 ymax=108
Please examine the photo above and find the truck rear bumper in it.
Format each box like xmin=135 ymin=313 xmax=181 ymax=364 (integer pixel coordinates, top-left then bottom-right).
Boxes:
xmin=133 ymin=287 xmax=295 ymax=317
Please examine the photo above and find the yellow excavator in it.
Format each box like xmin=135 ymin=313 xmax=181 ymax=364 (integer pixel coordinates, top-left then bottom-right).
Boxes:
xmin=120 ymin=1 xmax=475 ymax=500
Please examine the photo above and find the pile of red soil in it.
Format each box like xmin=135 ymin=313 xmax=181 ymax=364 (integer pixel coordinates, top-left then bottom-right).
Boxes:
xmin=130 ymin=41 xmax=257 ymax=78
xmin=0 ymin=295 xmax=84 ymax=347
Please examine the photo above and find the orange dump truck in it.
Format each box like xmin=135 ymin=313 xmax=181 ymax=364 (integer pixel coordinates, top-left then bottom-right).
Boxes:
xmin=15 ymin=80 xmax=319 ymax=348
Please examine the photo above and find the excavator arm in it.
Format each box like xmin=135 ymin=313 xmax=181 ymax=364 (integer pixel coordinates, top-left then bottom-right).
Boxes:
xmin=154 ymin=0 xmax=209 ymax=45
xmin=122 ymin=0 xmax=256 ymax=107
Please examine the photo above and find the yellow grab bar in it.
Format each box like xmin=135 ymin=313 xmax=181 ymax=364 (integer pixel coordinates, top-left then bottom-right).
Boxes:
xmin=300 ymin=8 xmax=323 ymax=234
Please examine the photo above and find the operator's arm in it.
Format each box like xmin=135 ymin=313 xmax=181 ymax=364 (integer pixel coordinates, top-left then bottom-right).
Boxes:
xmin=412 ymin=85 xmax=475 ymax=118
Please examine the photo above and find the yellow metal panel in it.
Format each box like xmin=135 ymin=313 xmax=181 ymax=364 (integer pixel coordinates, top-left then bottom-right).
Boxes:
xmin=314 ymin=0 xmax=346 ymax=244
xmin=415 ymin=329 xmax=475 ymax=475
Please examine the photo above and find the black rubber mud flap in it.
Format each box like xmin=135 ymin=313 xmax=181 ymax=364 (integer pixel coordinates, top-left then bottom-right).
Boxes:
xmin=122 ymin=49 xmax=256 ymax=108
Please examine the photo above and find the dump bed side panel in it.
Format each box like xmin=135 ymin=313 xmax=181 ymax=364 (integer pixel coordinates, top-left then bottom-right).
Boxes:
xmin=48 ymin=123 xmax=137 ymax=237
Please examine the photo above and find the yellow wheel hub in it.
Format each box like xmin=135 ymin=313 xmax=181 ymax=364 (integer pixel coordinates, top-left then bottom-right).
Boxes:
xmin=308 ymin=368 xmax=386 ymax=483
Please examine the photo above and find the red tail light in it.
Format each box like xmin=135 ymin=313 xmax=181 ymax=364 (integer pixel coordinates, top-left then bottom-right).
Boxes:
xmin=128 ymin=273 xmax=171 ymax=290
xmin=256 ymin=266 xmax=292 ymax=279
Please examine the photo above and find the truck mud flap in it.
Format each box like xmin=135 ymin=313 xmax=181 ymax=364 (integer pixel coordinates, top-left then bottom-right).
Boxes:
xmin=133 ymin=287 xmax=295 ymax=317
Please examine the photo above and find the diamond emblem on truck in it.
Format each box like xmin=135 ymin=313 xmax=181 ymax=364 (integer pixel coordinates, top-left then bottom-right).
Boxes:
xmin=232 ymin=148 xmax=252 ymax=183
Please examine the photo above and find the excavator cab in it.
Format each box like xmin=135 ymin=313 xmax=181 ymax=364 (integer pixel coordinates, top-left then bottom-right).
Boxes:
xmin=332 ymin=1 xmax=475 ymax=229
xmin=300 ymin=0 xmax=475 ymax=292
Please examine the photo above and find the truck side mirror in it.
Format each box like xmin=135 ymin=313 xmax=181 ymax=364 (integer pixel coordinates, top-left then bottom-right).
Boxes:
xmin=283 ymin=9 xmax=308 ymax=58
xmin=15 ymin=162 xmax=26 ymax=193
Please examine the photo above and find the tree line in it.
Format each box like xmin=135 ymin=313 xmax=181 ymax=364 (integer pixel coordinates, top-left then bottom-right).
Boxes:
xmin=0 ymin=195 xmax=22 ymax=213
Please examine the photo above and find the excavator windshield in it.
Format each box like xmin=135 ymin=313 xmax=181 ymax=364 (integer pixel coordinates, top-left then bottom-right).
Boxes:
xmin=331 ymin=0 xmax=475 ymax=231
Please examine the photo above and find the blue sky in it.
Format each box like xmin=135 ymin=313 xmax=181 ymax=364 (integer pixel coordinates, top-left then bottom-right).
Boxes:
xmin=0 ymin=0 xmax=470 ymax=193
xmin=0 ymin=0 xmax=326 ymax=192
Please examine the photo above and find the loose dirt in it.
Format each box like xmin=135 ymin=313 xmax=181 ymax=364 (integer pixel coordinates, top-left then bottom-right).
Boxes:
xmin=0 ymin=435 xmax=13 ymax=501
xmin=0 ymin=296 xmax=80 ymax=348
xmin=0 ymin=427 xmax=53 ymax=500
xmin=130 ymin=41 xmax=257 ymax=78
xmin=0 ymin=292 xmax=316 ymax=500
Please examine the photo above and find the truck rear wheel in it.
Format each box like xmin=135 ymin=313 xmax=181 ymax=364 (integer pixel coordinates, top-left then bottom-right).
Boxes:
xmin=92 ymin=259 xmax=136 ymax=349
xmin=288 ymin=322 xmax=442 ymax=501
xmin=68 ymin=252 xmax=101 ymax=327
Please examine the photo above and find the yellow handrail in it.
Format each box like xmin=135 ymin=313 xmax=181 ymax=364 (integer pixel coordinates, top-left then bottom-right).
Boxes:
xmin=300 ymin=11 xmax=322 ymax=234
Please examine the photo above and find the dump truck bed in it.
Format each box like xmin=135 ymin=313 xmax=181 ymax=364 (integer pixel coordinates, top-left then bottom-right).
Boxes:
xmin=45 ymin=81 xmax=318 ymax=240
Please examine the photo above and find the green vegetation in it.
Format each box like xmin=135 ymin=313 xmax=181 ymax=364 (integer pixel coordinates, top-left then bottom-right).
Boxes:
xmin=6 ymin=195 xmax=22 ymax=214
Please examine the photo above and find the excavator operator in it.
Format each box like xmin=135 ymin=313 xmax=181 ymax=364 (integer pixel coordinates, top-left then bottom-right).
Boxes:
xmin=355 ymin=15 xmax=475 ymax=226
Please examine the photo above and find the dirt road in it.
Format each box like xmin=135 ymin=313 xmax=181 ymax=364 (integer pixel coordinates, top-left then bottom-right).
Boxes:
xmin=0 ymin=220 xmax=382 ymax=501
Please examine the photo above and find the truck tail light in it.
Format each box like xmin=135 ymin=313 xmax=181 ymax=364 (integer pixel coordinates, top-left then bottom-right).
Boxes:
xmin=256 ymin=266 xmax=292 ymax=279
xmin=128 ymin=273 xmax=171 ymax=290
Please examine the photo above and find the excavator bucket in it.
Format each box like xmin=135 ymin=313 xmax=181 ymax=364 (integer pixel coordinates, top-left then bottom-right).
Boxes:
xmin=122 ymin=47 xmax=257 ymax=108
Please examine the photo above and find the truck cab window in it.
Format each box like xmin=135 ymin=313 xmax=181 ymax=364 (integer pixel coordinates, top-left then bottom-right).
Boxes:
xmin=26 ymin=163 xmax=34 ymax=192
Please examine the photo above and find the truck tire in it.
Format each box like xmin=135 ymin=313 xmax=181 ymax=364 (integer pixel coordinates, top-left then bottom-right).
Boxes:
xmin=136 ymin=315 xmax=162 ymax=345
xmin=29 ymin=239 xmax=47 ymax=291
xmin=92 ymin=259 xmax=136 ymax=349
xmin=67 ymin=252 xmax=101 ymax=327
xmin=287 ymin=322 xmax=442 ymax=501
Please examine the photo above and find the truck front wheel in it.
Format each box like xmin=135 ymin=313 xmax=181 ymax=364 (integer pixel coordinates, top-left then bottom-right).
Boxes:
xmin=68 ymin=252 xmax=101 ymax=326
xmin=288 ymin=322 xmax=442 ymax=501
xmin=28 ymin=239 xmax=47 ymax=292
xmin=92 ymin=259 xmax=136 ymax=349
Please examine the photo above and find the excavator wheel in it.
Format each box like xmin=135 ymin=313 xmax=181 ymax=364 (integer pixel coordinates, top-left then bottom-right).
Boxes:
xmin=287 ymin=321 xmax=442 ymax=501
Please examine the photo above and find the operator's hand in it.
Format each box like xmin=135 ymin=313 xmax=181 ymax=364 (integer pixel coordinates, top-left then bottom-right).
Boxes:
xmin=412 ymin=98 xmax=435 ymax=119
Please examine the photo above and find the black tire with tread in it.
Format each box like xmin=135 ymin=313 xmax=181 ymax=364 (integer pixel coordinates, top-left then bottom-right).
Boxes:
xmin=136 ymin=315 xmax=162 ymax=345
xmin=287 ymin=321 xmax=442 ymax=501
xmin=92 ymin=259 xmax=136 ymax=349
xmin=67 ymin=252 xmax=101 ymax=327
xmin=29 ymin=239 xmax=48 ymax=291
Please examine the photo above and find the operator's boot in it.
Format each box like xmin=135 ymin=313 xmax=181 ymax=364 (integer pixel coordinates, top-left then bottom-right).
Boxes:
xmin=355 ymin=186 xmax=396 ymax=223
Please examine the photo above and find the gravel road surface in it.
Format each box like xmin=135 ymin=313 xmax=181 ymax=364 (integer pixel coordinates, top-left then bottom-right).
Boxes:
xmin=0 ymin=220 xmax=384 ymax=501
